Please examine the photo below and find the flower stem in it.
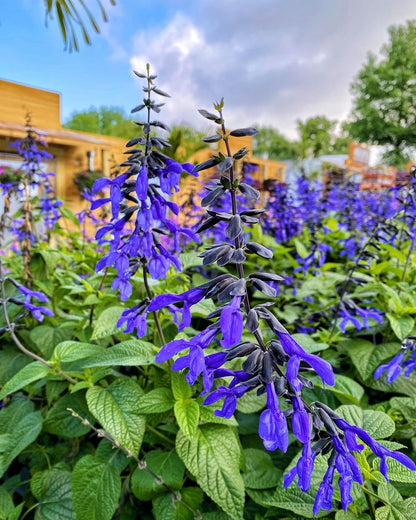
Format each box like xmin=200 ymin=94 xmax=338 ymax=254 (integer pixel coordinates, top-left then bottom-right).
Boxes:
xmin=142 ymin=261 xmax=166 ymax=346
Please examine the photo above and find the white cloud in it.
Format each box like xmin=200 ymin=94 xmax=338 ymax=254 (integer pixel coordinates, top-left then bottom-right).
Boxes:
xmin=129 ymin=1 xmax=416 ymax=138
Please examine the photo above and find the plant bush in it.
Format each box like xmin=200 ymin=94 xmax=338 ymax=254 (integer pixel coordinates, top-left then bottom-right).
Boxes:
xmin=0 ymin=67 xmax=415 ymax=520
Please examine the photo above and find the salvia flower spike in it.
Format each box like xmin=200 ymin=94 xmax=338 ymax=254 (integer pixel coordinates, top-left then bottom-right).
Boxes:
xmin=150 ymin=100 xmax=416 ymax=513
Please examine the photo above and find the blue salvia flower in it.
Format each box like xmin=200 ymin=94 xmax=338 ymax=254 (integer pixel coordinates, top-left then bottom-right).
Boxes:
xmin=375 ymin=337 xmax=416 ymax=382
xmin=150 ymin=101 xmax=416 ymax=515
xmin=92 ymin=66 xmax=199 ymax=344
xmin=9 ymin=283 xmax=54 ymax=322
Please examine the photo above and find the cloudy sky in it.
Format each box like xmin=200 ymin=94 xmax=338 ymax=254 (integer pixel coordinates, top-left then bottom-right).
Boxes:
xmin=1 ymin=0 xmax=416 ymax=138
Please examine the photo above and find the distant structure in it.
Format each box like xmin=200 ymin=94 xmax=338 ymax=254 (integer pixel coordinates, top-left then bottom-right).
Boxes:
xmin=0 ymin=79 xmax=126 ymax=210
xmin=281 ymin=143 xmax=404 ymax=191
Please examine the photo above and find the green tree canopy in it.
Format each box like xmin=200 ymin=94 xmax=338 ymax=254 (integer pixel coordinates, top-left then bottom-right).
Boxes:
xmin=297 ymin=116 xmax=338 ymax=158
xmin=349 ymin=20 xmax=416 ymax=167
xmin=63 ymin=106 xmax=136 ymax=139
xmin=253 ymin=118 xmax=350 ymax=162
xmin=253 ymin=127 xmax=299 ymax=160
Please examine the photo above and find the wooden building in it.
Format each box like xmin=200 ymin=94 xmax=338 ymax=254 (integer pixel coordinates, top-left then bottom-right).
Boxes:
xmin=0 ymin=79 xmax=126 ymax=211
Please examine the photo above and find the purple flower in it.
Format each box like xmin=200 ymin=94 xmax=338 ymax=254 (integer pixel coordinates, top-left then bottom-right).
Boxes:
xmin=313 ymin=465 xmax=335 ymax=515
xmin=277 ymin=331 xmax=335 ymax=387
xmin=292 ymin=395 xmax=311 ymax=443
xmin=203 ymin=384 xmax=249 ymax=418
xmin=117 ymin=306 xmax=148 ymax=337
xmin=220 ymin=296 xmax=243 ymax=348
xmin=149 ymin=287 xmax=205 ymax=330
xmin=258 ymin=382 xmax=288 ymax=452
xmin=374 ymin=351 xmax=405 ymax=383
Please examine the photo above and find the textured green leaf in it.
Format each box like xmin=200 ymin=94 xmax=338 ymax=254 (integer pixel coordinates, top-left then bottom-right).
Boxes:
xmin=373 ymin=458 xmax=416 ymax=483
xmin=176 ymin=425 xmax=244 ymax=520
xmin=51 ymin=341 xmax=103 ymax=363
xmin=346 ymin=340 xmax=400 ymax=380
xmin=29 ymin=325 xmax=74 ymax=359
xmin=0 ymin=346 xmax=31 ymax=386
xmin=171 ymin=372 xmax=192 ymax=400
xmin=291 ymin=333 xmax=329 ymax=353
xmin=386 ymin=314 xmax=415 ymax=341
xmin=0 ymin=408 xmax=42 ymax=477
xmin=336 ymin=405 xmax=395 ymax=439
xmin=0 ymin=487 xmax=14 ymax=518
xmin=44 ymin=392 xmax=94 ymax=437
xmin=375 ymin=498 xmax=416 ymax=520
xmin=95 ymin=439 xmax=129 ymax=473
xmin=90 ymin=306 xmax=126 ymax=340
xmin=137 ymin=387 xmax=175 ymax=414
xmin=236 ymin=389 xmax=266 ymax=413
xmin=242 ymin=448 xmax=282 ymax=489
xmin=249 ymin=454 xmax=330 ymax=518
xmin=81 ymin=339 xmax=156 ymax=367
xmin=174 ymin=399 xmax=199 ymax=437
xmin=31 ymin=468 xmax=75 ymax=520
xmin=131 ymin=450 xmax=185 ymax=501
xmin=0 ymin=361 xmax=49 ymax=399
xmin=152 ymin=487 xmax=203 ymax=520
xmin=72 ymin=455 xmax=121 ymax=520
xmin=87 ymin=379 xmax=145 ymax=456
xmin=311 ymin=374 xmax=364 ymax=405
xmin=335 ymin=511 xmax=371 ymax=520
xmin=377 ymin=483 xmax=402 ymax=504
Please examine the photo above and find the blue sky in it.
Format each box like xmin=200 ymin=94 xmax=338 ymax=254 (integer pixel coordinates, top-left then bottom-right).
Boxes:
xmin=2 ymin=1 xmax=416 ymax=138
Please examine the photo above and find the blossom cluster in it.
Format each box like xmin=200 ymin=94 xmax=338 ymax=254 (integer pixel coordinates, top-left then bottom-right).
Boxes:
xmin=91 ymin=66 xmax=198 ymax=305
xmin=147 ymin=102 xmax=416 ymax=513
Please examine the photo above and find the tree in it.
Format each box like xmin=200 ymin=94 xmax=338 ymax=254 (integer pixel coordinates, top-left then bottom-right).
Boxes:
xmin=253 ymin=127 xmax=299 ymax=160
xmin=44 ymin=0 xmax=116 ymax=51
xmin=349 ymin=20 xmax=416 ymax=167
xmin=163 ymin=125 xmax=208 ymax=162
xmin=63 ymin=106 xmax=136 ymax=139
xmin=297 ymin=116 xmax=337 ymax=158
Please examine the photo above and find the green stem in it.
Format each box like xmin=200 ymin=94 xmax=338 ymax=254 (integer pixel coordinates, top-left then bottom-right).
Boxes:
xmin=363 ymin=485 xmax=377 ymax=520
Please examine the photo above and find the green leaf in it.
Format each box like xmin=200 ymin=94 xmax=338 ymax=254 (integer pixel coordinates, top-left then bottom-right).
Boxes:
xmin=377 ymin=483 xmax=402 ymax=504
xmin=336 ymin=405 xmax=396 ymax=439
xmin=176 ymin=425 xmax=245 ymax=520
xmin=174 ymin=399 xmax=199 ymax=438
xmin=95 ymin=439 xmax=129 ymax=473
xmin=179 ymin=252 xmax=203 ymax=270
xmin=137 ymin=387 xmax=175 ymax=414
xmin=236 ymin=389 xmax=266 ymax=413
xmin=72 ymin=455 xmax=121 ymax=520
xmin=86 ymin=379 xmax=145 ymax=456
xmin=0 ymin=361 xmax=50 ymax=399
xmin=311 ymin=374 xmax=364 ymax=405
xmin=291 ymin=333 xmax=329 ymax=353
xmin=30 ymin=325 xmax=74 ymax=359
xmin=335 ymin=511 xmax=371 ymax=520
xmin=386 ymin=314 xmax=415 ymax=341
xmin=81 ymin=339 xmax=156 ymax=367
xmin=152 ymin=487 xmax=203 ymax=520
xmin=346 ymin=339 xmax=400 ymax=380
xmin=90 ymin=306 xmax=126 ymax=340
xmin=375 ymin=498 xmax=416 ymax=520
xmin=44 ymin=392 xmax=94 ymax=437
xmin=51 ymin=341 xmax=103 ymax=363
xmin=31 ymin=468 xmax=75 ymax=520
xmin=131 ymin=450 xmax=185 ymax=501
xmin=373 ymin=458 xmax=416 ymax=483
xmin=0 ymin=406 xmax=42 ymax=477
xmin=247 ymin=455 xmax=329 ymax=518
xmin=171 ymin=372 xmax=192 ymax=400
xmin=0 ymin=487 xmax=15 ymax=519
xmin=242 ymin=448 xmax=282 ymax=490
